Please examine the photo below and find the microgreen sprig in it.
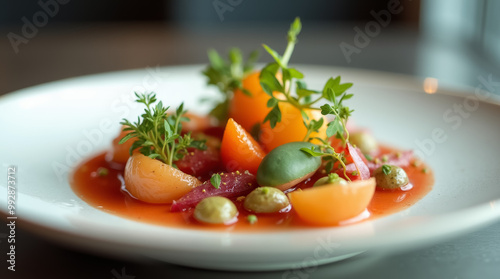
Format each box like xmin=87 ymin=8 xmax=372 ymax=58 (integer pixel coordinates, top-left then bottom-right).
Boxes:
xmin=319 ymin=77 xmax=354 ymax=145
xmin=300 ymin=81 xmax=354 ymax=180
xmin=259 ymin=17 xmax=355 ymax=177
xmin=300 ymin=138 xmax=351 ymax=182
xmin=202 ymin=48 xmax=259 ymax=122
xmin=119 ymin=92 xmax=206 ymax=167
xmin=259 ymin=18 xmax=353 ymax=136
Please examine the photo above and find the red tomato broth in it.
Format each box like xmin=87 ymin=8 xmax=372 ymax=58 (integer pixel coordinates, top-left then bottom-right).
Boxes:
xmin=71 ymin=145 xmax=433 ymax=232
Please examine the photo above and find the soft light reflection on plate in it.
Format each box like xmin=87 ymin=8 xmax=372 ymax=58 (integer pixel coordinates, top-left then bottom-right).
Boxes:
xmin=423 ymin=77 xmax=439 ymax=94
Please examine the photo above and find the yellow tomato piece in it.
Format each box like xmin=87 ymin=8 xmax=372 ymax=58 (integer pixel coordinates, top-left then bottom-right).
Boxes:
xmin=288 ymin=178 xmax=376 ymax=226
xmin=124 ymin=153 xmax=202 ymax=204
xmin=260 ymin=102 xmax=327 ymax=152
xmin=109 ymin=127 xmax=135 ymax=165
xmin=229 ymin=71 xmax=273 ymax=132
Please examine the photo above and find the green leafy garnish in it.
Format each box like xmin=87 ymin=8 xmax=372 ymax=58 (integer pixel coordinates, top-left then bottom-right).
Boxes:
xmin=247 ymin=214 xmax=258 ymax=224
xmin=301 ymin=143 xmax=351 ymax=181
xmin=319 ymin=78 xmax=354 ymax=145
xmin=259 ymin=18 xmax=353 ymax=141
xmin=261 ymin=187 xmax=269 ymax=194
xmin=364 ymin=153 xmax=373 ymax=162
xmin=327 ymin=173 xmax=341 ymax=183
xmin=259 ymin=17 xmax=355 ymax=178
xmin=382 ymin=165 xmax=392 ymax=175
xmin=203 ymin=48 xmax=259 ymax=122
xmin=96 ymin=167 xmax=109 ymax=177
xmin=210 ymin=173 xmax=222 ymax=189
xmin=119 ymin=92 xmax=206 ymax=166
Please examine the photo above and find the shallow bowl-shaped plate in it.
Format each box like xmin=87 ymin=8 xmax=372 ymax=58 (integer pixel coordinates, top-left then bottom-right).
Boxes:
xmin=1 ymin=65 xmax=500 ymax=271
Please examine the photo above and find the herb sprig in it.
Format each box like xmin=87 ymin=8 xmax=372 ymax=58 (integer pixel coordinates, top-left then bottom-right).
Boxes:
xmin=259 ymin=18 xmax=353 ymax=138
xmin=319 ymin=78 xmax=354 ymax=145
xmin=259 ymin=17 xmax=355 ymax=177
xmin=300 ymin=140 xmax=351 ymax=181
xmin=300 ymin=83 xmax=355 ymax=180
xmin=119 ymin=92 xmax=206 ymax=167
xmin=203 ymin=48 xmax=259 ymax=122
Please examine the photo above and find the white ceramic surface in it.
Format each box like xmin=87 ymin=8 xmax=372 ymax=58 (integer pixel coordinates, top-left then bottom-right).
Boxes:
xmin=1 ymin=65 xmax=500 ymax=271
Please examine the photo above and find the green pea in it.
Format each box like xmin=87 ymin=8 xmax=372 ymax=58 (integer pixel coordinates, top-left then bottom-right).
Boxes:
xmin=193 ymin=196 xmax=238 ymax=224
xmin=244 ymin=187 xmax=290 ymax=213
xmin=313 ymin=173 xmax=347 ymax=187
xmin=374 ymin=165 xmax=409 ymax=189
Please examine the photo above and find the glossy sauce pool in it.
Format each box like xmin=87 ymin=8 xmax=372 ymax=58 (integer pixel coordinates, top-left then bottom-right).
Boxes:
xmin=71 ymin=149 xmax=434 ymax=231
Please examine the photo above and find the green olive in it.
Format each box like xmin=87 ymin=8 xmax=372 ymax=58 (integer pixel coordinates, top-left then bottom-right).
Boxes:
xmin=257 ymin=142 xmax=322 ymax=191
xmin=374 ymin=165 xmax=409 ymax=190
xmin=243 ymin=187 xmax=290 ymax=213
xmin=350 ymin=131 xmax=378 ymax=154
xmin=193 ymin=196 xmax=238 ymax=224
xmin=313 ymin=173 xmax=347 ymax=187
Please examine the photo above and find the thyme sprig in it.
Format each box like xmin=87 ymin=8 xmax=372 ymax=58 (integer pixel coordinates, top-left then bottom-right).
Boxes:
xmin=119 ymin=92 xmax=206 ymax=167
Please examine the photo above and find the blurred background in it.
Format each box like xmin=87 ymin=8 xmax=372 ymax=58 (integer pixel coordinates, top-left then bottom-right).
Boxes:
xmin=0 ymin=0 xmax=499 ymax=96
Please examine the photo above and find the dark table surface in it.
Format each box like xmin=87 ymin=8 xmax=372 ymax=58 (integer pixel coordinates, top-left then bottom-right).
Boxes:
xmin=1 ymin=22 xmax=500 ymax=279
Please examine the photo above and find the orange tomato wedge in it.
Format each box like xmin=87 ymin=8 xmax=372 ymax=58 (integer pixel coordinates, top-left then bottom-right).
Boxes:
xmin=288 ymin=178 xmax=376 ymax=226
xmin=220 ymin=118 xmax=266 ymax=174
xmin=229 ymin=71 xmax=279 ymax=132
xmin=124 ymin=153 xmax=202 ymax=204
xmin=260 ymin=102 xmax=327 ymax=152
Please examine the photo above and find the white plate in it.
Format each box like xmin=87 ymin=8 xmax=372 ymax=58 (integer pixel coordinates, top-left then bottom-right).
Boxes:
xmin=1 ymin=65 xmax=500 ymax=271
